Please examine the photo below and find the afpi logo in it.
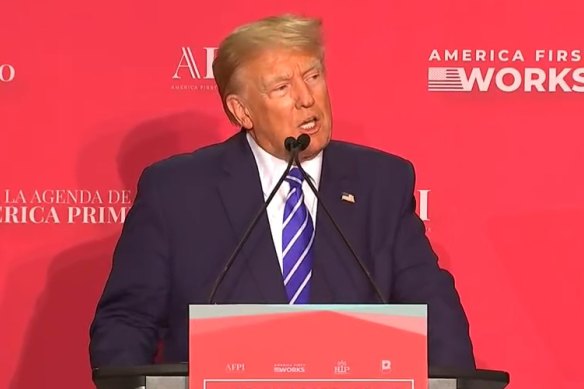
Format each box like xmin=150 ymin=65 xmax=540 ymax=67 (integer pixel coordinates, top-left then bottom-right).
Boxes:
xmin=172 ymin=47 xmax=217 ymax=80
xmin=0 ymin=64 xmax=15 ymax=82
xmin=171 ymin=47 xmax=218 ymax=91
xmin=225 ymin=363 xmax=245 ymax=372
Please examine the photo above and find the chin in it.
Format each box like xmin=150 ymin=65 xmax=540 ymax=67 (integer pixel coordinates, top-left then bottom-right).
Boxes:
xmin=298 ymin=142 xmax=323 ymax=161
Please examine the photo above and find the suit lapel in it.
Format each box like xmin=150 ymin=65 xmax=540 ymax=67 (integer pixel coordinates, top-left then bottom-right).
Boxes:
xmin=216 ymin=132 xmax=287 ymax=303
xmin=311 ymin=142 xmax=367 ymax=303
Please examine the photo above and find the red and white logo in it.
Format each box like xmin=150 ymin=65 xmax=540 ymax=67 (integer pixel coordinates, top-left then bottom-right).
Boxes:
xmin=273 ymin=363 xmax=306 ymax=373
xmin=172 ymin=47 xmax=217 ymax=80
xmin=0 ymin=64 xmax=15 ymax=82
xmin=171 ymin=47 xmax=218 ymax=91
xmin=417 ymin=189 xmax=430 ymax=222
xmin=381 ymin=359 xmax=392 ymax=372
xmin=333 ymin=360 xmax=350 ymax=375
xmin=428 ymin=49 xmax=584 ymax=93
xmin=225 ymin=363 xmax=245 ymax=372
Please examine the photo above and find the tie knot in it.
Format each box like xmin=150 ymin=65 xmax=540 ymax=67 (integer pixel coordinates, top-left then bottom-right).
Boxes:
xmin=285 ymin=167 xmax=304 ymax=188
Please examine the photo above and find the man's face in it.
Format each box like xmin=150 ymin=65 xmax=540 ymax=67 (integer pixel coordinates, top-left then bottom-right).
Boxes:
xmin=229 ymin=48 xmax=332 ymax=161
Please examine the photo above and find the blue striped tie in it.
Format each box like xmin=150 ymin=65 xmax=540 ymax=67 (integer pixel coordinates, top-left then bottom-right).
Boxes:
xmin=282 ymin=167 xmax=314 ymax=304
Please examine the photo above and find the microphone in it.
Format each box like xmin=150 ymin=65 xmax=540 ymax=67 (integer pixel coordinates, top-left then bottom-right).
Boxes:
xmin=284 ymin=136 xmax=297 ymax=152
xmin=296 ymin=133 xmax=311 ymax=151
xmin=294 ymin=134 xmax=388 ymax=304
xmin=207 ymin=136 xmax=303 ymax=304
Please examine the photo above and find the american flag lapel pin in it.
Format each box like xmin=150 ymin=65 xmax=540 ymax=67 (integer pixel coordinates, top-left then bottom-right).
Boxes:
xmin=341 ymin=192 xmax=355 ymax=204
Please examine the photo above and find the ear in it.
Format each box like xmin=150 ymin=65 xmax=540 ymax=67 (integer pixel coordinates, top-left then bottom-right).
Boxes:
xmin=226 ymin=95 xmax=253 ymax=129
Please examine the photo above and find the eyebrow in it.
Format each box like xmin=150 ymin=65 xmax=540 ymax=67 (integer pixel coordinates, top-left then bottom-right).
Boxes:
xmin=301 ymin=62 xmax=322 ymax=75
xmin=263 ymin=62 xmax=323 ymax=89
xmin=263 ymin=73 xmax=293 ymax=88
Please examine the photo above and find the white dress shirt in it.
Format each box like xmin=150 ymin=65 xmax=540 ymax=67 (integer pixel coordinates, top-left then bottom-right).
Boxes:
xmin=246 ymin=132 xmax=322 ymax=273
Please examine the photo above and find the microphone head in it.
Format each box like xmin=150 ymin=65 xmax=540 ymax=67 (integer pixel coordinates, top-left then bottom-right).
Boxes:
xmin=297 ymin=134 xmax=311 ymax=151
xmin=284 ymin=137 xmax=296 ymax=152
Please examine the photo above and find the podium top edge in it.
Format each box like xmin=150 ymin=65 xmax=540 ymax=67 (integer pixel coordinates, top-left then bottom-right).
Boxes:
xmin=92 ymin=363 xmax=509 ymax=383
xmin=189 ymin=304 xmax=428 ymax=320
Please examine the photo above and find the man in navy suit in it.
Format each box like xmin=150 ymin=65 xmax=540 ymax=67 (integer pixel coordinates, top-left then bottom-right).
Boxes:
xmin=90 ymin=15 xmax=475 ymax=369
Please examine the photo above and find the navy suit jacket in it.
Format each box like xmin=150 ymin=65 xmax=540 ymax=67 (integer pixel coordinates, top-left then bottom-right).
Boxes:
xmin=89 ymin=131 xmax=475 ymax=369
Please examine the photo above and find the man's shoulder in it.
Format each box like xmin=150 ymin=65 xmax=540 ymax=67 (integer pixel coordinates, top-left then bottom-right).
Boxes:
xmin=327 ymin=139 xmax=414 ymax=176
xmin=148 ymin=142 xmax=225 ymax=174
xmin=138 ymin=134 xmax=238 ymax=187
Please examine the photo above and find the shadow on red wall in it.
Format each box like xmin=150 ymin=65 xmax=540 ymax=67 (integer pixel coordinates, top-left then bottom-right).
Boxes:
xmin=5 ymin=111 xmax=224 ymax=389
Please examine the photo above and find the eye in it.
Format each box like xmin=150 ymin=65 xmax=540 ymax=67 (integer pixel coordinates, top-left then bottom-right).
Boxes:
xmin=306 ymin=72 xmax=320 ymax=82
xmin=274 ymin=84 xmax=289 ymax=92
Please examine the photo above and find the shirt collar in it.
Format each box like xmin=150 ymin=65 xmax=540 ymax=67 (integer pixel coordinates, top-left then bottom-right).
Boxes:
xmin=246 ymin=132 xmax=323 ymax=196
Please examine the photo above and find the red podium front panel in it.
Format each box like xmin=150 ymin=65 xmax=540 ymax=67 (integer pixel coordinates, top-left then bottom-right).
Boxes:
xmin=189 ymin=305 xmax=427 ymax=389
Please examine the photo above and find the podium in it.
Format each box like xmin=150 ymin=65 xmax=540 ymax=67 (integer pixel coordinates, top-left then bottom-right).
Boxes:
xmin=93 ymin=305 xmax=509 ymax=389
xmin=92 ymin=364 xmax=510 ymax=389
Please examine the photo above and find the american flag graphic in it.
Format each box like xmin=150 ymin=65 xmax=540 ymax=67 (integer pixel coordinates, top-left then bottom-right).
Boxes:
xmin=341 ymin=192 xmax=355 ymax=203
xmin=428 ymin=67 xmax=469 ymax=91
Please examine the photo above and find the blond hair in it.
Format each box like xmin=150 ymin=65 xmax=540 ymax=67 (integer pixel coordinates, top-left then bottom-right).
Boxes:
xmin=213 ymin=14 xmax=324 ymax=125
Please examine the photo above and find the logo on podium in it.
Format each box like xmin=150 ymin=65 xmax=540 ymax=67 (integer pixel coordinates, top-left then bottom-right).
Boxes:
xmin=334 ymin=360 xmax=351 ymax=375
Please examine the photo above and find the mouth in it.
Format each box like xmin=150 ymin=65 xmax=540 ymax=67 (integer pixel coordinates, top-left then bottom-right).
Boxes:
xmin=298 ymin=116 xmax=320 ymax=134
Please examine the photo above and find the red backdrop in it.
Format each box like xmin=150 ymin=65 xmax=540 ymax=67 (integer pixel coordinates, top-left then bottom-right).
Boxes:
xmin=1 ymin=1 xmax=583 ymax=388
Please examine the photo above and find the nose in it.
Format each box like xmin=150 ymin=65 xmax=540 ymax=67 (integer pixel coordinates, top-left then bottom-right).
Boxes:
xmin=294 ymin=79 xmax=315 ymax=109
